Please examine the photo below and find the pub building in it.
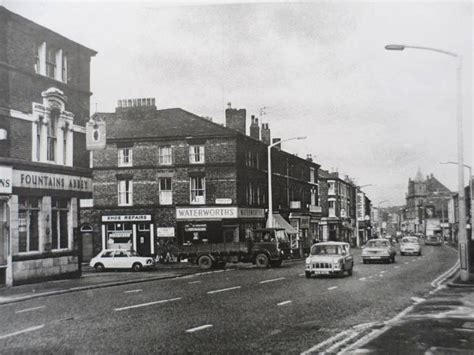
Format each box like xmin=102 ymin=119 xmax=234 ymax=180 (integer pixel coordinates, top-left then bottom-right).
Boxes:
xmin=81 ymin=101 xmax=320 ymax=259
xmin=0 ymin=7 xmax=96 ymax=286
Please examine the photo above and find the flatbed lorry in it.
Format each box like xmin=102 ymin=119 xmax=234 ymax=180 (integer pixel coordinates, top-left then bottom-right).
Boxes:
xmin=176 ymin=228 xmax=291 ymax=270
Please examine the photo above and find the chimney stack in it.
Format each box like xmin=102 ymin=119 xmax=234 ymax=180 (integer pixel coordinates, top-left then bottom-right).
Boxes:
xmin=115 ymin=97 xmax=157 ymax=119
xmin=306 ymin=154 xmax=313 ymax=162
xmin=225 ymin=104 xmax=246 ymax=135
xmin=272 ymin=138 xmax=281 ymax=150
xmin=249 ymin=115 xmax=260 ymax=140
xmin=261 ymin=123 xmax=271 ymax=145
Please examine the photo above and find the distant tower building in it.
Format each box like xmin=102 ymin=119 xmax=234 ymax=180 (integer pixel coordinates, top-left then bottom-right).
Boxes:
xmin=225 ymin=103 xmax=246 ymax=135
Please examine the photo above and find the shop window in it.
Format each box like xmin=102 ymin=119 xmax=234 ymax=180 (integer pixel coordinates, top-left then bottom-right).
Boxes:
xmin=18 ymin=197 xmax=40 ymax=253
xmin=118 ymin=179 xmax=133 ymax=206
xmin=158 ymin=146 xmax=172 ymax=165
xmin=159 ymin=178 xmax=172 ymax=205
xmin=52 ymin=199 xmax=69 ymax=250
xmin=118 ymin=148 xmax=133 ymax=167
xmin=190 ymin=176 xmax=205 ymax=204
xmin=107 ymin=222 xmax=133 ymax=244
xmin=189 ymin=145 xmax=205 ymax=164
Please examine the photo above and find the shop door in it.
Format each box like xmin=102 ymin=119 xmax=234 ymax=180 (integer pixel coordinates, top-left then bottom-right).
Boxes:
xmin=81 ymin=232 xmax=94 ymax=262
xmin=137 ymin=223 xmax=151 ymax=256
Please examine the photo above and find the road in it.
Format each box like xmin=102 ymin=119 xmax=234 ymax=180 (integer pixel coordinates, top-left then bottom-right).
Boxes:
xmin=0 ymin=244 xmax=457 ymax=353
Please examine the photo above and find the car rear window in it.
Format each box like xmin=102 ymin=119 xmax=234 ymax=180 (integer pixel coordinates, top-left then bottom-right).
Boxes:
xmin=402 ymin=237 xmax=418 ymax=243
xmin=311 ymin=245 xmax=342 ymax=255
xmin=367 ymin=240 xmax=388 ymax=248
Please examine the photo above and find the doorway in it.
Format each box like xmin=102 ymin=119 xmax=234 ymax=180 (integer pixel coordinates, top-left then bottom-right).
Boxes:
xmin=136 ymin=223 xmax=151 ymax=256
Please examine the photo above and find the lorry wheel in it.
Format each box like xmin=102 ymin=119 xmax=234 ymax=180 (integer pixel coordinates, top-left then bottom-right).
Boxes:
xmin=270 ymin=260 xmax=282 ymax=267
xmin=198 ymin=255 xmax=213 ymax=270
xmin=255 ymin=253 xmax=269 ymax=268
xmin=305 ymin=271 xmax=311 ymax=278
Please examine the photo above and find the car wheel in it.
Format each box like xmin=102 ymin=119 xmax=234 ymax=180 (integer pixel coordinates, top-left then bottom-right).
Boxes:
xmin=401 ymin=252 xmax=404 ymax=256
xmin=363 ymin=259 xmax=367 ymax=264
xmin=131 ymin=263 xmax=142 ymax=272
xmin=305 ymin=271 xmax=311 ymax=279
xmin=94 ymin=263 xmax=105 ymax=272
xmin=418 ymin=251 xmax=422 ymax=256
xmin=197 ymin=255 xmax=213 ymax=270
xmin=255 ymin=253 xmax=269 ymax=268
xmin=392 ymin=255 xmax=396 ymax=263
xmin=348 ymin=267 xmax=353 ymax=276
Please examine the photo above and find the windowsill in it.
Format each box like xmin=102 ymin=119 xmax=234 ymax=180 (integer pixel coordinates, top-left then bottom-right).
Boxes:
xmin=17 ymin=251 xmax=42 ymax=256
xmin=118 ymin=204 xmax=134 ymax=207
xmin=190 ymin=202 xmax=205 ymax=205
xmin=51 ymin=248 xmax=69 ymax=252
xmin=189 ymin=162 xmax=205 ymax=165
xmin=118 ymin=164 xmax=133 ymax=168
xmin=35 ymin=72 xmax=67 ymax=84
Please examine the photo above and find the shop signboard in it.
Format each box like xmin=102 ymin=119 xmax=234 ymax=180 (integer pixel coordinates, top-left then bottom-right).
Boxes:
xmin=238 ymin=208 xmax=265 ymax=219
xmin=102 ymin=215 xmax=151 ymax=222
xmin=13 ymin=170 xmax=91 ymax=192
xmin=215 ymin=198 xmax=232 ymax=205
xmin=185 ymin=224 xmax=207 ymax=232
xmin=0 ymin=166 xmax=12 ymax=194
xmin=176 ymin=207 xmax=238 ymax=220
xmin=156 ymin=227 xmax=175 ymax=237
xmin=109 ymin=231 xmax=132 ymax=238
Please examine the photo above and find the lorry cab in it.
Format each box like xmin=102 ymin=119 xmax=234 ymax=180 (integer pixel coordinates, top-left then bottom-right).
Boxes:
xmin=248 ymin=228 xmax=291 ymax=267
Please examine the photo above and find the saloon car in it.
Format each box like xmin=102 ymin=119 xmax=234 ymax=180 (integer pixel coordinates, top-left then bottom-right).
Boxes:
xmin=362 ymin=238 xmax=396 ymax=264
xmin=400 ymin=236 xmax=422 ymax=255
xmin=425 ymin=235 xmax=443 ymax=246
xmin=305 ymin=242 xmax=353 ymax=278
xmin=89 ymin=249 xmax=155 ymax=272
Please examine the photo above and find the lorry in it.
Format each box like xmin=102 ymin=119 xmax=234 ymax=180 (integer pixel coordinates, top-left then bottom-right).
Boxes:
xmin=176 ymin=228 xmax=291 ymax=270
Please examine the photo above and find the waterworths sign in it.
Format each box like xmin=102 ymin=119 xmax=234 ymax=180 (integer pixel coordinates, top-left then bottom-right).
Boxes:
xmin=176 ymin=207 xmax=264 ymax=220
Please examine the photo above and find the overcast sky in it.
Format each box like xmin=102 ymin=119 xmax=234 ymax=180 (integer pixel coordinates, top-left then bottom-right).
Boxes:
xmin=5 ymin=0 xmax=472 ymax=206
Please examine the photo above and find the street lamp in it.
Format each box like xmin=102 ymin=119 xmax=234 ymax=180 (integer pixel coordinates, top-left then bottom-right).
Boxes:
xmin=386 ymin=43 xmax=469 ymax=280
xmin=355 ymin=184 xmax=374 ymax=247
xmin=267 ymin=136 xmax=306 ymax=228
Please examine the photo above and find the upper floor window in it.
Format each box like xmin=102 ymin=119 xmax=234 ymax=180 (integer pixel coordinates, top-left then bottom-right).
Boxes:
xmin=328 ymin=181 xmax=336 ymax=195
xmin=35 ymin=42 xmax=68 ymax=83
xmin=159 ymin=178 xmax=172 ymax=205
xmin=118 ymin=179 xmax=133 ymax=206
xmin=159 ymin=146 xmax=172 ymax=165
xmin=118 ymin=148 xmax=133 ymax=167
xmin=310 ymin=167 xmax=315 ymax=183
xmin=189 ymin=145 xmax=205 ymax=164
xmin=47 ymin=115 xmax=57 ymax=162
xmin=190 ymin=176 xmax=205 ymax=204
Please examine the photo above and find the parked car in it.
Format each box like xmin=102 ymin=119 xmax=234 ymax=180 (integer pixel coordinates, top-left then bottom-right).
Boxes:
xmin=362 ymin=238 xmax=396 ymax=264
xmin=305 ymin=242 xmax=353 ymax=278
xmin=425 ymin=235 xmax=443 ymax=246
xmin=400 ymin=236 xmax=422 ymax=255
xmin=89 ymin=249 xmax=155 ymax=272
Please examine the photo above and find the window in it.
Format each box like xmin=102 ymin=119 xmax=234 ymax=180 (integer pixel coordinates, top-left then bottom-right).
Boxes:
xmin=36 ymin=117 xmax=42 ymax=161
xmin=189 ymin=145 xmax=205 ymax=164
xmin=62 ymin=124 xmax=68 ymax=165
xmin=46 ymin=46 xmax=57 ymax=79
xmin=18 ymin=197 xmax=40 ymax=253
xmin=190 ymin=176 xmax=205 ymax=204
xmin=118 ymin=148 xmax=133 ymax=167
xmin=34 ymin=42 xmax=43 ymax=74
xmin=118 ymin=179 xmax=133 ymax=206
xmin=310 ymin=167 xmax=315 ymax=183
xmin=328 ymin=200 xmax=336 ymax=217
xmin=47 ymin=115 xmax=57 ymax=162
xmin=328 ymin=181 xmax=336 ymax=195
xmin=159 ymin=178 xmax=172 ymax=205
xmin=52 ymin=199 xmax=69 ymax=250
xmin=61 ymin=53 xmax=68 ymax=82
xmin=311 ymin=188 xmax=317 ymax=206
xmin=158 ymin=146 xmax=172 ymax=165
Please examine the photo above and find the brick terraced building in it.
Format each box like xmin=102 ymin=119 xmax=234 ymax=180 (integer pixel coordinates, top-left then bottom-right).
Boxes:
xmin=0 ymin=6 xmax=96 ymax=285
xmin=81 ymin=101 xmax=321 ymax=259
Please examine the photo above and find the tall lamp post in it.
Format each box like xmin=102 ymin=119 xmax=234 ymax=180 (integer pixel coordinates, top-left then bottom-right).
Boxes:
xmin=386 ymin=44 xmax=469 ymax=281
xmin=267 ymin=136 xmax=306 ymax=228
xmin=355 ymin=184 xmax=374 ymax=247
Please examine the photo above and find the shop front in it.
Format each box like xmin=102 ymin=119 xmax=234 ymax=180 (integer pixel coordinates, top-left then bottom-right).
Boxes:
xmin=0 ymin=166 xmax=91 ymax=286
xmin=175 ymin=206 xmax=265 ymax=245
xmin=101 ymin=214 xmax=154 ymax=256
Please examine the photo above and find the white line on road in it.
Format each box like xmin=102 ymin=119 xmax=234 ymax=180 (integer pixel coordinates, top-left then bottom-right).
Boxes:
xmin=368 ymin=276 xmax=373 ymax=279
xmin=404 ymin=262 xmax=409 ymax=264
xmin=379 ymin=274 xmax=384 ymax=277
xmin=380 ymin=271 xmax=386 ymax=274
xmin=186 ymin=324 xmax=213 ymax=333
xmin=188 ymin=280 xmax=202 ymax=284
xmin=114 ymin=297 xmax=181 ymax=311
xmin=0 ymin=325 xmax=45 ymax=340
xmin=259 ymin=277 xmax=285 ymax=284
xmin=298 ymin=273 xmax=305 ymax=276
xmin=328 ymin=286 xmax=338 ymax=290
xmin=359 ymin=277 xmax=367 ymax=281
xmin=277 ymin=300 xmax=292 ymax=306
xmin=15 ymin=306 xmax=46 ymax=314
xmin=207 ymin=286 xmax=241 ymax=294
xmin=124 ymin=289 xmax=142 ymax=294
xmin=394 ymin=266 xmax=400 ymax=269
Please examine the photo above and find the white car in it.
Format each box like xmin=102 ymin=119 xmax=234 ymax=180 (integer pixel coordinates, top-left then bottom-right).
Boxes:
xmin=400 ymin=236 xmax=422 ymax=256
xmin=305 ymin=242 xmax=353 ymax=278
xmin=89 ymin=249 xmax=154 ymax=272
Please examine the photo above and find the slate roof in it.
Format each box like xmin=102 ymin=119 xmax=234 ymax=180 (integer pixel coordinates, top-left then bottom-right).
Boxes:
xmin=426 ymin=175 xmax=451 ymax=194
xmin=93 ymin=108 xmax=236 ymax=141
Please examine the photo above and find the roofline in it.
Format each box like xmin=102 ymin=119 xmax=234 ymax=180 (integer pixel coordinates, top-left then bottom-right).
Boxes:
xmin=1 ymin=5 xmax=97 ymax=56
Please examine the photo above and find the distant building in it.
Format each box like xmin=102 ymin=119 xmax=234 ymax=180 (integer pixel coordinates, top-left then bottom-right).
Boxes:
xmin=0 ymin=6 xmax=96 ymax=286
xmin=80 ymin=101 xmax=321 ymax=260
xmin=402 ymin=169 xmax=451 ymax=234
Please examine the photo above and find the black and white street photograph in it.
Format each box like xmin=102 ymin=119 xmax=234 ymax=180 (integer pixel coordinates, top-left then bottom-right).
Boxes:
xmin=0 ymin=0 xmax=472 ymax=353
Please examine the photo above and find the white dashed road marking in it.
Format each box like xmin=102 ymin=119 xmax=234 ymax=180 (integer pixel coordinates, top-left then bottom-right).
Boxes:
xmin=298 ymin=273 xmax=305 ymax=276
xmin=186 ymin=324 xmax=213 ymax=333
xmin=404 ymin=262 xmax=409 ymax=264
xmin=328 ymin=286 xmax=338 ymax=290
xmin=207 ymin=286 xmax=241 ymax=294
xmin=0 ymin=325 xmax=45 ymax=340
xmin=394 ymin=266 xmax=400 ymax=269
xmin=15 ymin=306 xmax=46 ymax=314
xmin=114 ymin=297 xmax=181 ymax=311
xmin=277 ymin=300 xmax=292 ymax=306
xmin=259 ymin=277 xmax=285 ymax=284
xmin=124 ymin=289 xmax=142 ymax=294
xmin=359 ymin=277 xmax=367 ymax=281
xmin=188 ymin=281 xmax=201 ymax=284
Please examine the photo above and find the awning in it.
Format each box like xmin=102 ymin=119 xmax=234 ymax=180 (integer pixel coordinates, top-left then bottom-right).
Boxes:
xmin=267 ymin=214 xmax=298 ymax=234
